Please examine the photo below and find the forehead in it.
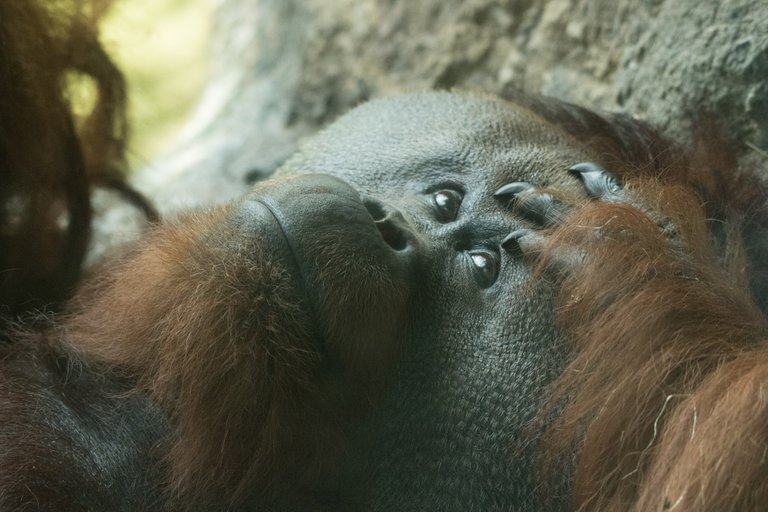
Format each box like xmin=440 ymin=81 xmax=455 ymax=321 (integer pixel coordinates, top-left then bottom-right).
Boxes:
xmin=279 ymin=91 xmax=597 ymax=196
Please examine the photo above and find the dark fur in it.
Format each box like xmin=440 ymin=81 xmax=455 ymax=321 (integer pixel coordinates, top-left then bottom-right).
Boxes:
xmin=2 ymin=2 xmax=768 ymax=511
xmin=0 ymin=331 xmax=164 ymax=510
xmin=0 ymin=0 xmax=156 ymax=325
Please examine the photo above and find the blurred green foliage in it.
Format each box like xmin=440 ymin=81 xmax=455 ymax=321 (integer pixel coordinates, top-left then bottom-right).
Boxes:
xmin=102 ymin=0 xmax=211 ymax=168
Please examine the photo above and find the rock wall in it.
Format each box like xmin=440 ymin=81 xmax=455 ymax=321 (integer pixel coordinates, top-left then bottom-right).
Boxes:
xmin=135 ymin=0 xmax=768 ymax=210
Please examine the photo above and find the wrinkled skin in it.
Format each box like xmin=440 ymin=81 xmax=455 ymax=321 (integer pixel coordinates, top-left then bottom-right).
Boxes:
xmin=267 ymin=91 xmax=604 ymax=509
xmin=0 ymin=91 xmax=622 ymax=510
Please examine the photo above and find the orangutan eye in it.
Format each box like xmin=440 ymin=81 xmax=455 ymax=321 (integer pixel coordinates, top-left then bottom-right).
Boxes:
xmin=468 ymin=250 xmax=499 ymax=288
xmin=432 ymin=189 xmax=463 ymax=222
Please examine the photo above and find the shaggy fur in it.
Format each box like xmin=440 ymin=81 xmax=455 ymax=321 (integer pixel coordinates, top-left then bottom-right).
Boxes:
xmin=0 ymin=0 xmax=155 ymax=323
xmin=529 ymin=111 xmax=768 ymax=511
xmin=2 ymin=2 xmax=768 ymax=510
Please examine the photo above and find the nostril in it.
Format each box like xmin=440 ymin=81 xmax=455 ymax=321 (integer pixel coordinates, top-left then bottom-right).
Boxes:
xmin=363 ymin=197 xmax=409 ymax=251
xmin=363 ymin=198 xmax=386 ymax=221
xmin=376 ymin=220 xmax=408 ymax=251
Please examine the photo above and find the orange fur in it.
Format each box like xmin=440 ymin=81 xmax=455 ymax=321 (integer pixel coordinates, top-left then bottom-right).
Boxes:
xmin=536 ymin=178 xmax=768 ymax=511
xmin=58 ymin=189 xmax=409 ymax=509
xmin=2 ymin=5 xmax=767 ymax=506
xmin=63 ymin=208 xmax=349 ymax=508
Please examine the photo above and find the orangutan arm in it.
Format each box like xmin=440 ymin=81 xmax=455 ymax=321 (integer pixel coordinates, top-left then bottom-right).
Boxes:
xmin=503 ymin=164 xmax=768 ymax=512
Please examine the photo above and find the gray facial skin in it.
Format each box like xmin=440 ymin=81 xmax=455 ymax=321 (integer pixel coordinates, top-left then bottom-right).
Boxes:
xmin=268 ymin=91 xmax=602 ymax=510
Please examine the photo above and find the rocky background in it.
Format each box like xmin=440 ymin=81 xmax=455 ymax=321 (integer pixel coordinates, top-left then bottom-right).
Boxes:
xmin=116 ymin=0 xmax=767 ymax=220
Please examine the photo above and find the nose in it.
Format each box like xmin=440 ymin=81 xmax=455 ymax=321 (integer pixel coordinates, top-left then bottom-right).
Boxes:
xmin=362 ymin=196 xmax=412 ymax=251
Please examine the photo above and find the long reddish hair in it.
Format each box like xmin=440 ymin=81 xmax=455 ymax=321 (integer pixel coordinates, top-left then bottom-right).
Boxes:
xmin=0 ymin=0 xmax=155 ymax=322
xmin=521 ymin=95 xmax=768 ymax=511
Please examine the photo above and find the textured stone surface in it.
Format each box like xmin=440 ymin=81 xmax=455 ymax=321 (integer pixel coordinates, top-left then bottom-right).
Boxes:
xmin=132 ymin=0 xmax=768 ymax=211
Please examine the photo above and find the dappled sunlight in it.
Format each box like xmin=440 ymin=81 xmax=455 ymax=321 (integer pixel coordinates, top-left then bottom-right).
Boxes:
xmin=102 ymin=0 xmax=212 ymax=167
